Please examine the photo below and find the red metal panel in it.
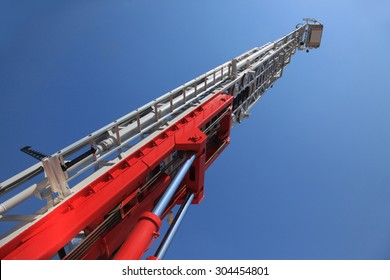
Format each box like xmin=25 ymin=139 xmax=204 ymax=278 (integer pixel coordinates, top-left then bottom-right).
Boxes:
xmin=1 ymin=160 xmax=150 ymax=260
xmin=80 ymin=174 xmax=172 ymax=259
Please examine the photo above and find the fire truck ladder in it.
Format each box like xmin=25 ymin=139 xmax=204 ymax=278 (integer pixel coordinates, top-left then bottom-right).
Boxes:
xmin=0 ymin=19 xmax=323 ymax=260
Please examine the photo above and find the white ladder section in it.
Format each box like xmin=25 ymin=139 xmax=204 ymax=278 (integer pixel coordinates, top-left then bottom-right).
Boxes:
xmin=0 ymin=20 xmax=322 ymax=245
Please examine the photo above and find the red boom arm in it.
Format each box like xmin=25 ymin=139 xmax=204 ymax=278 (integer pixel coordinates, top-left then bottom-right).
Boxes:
xmin=0 ymin=93 xmax=233 ymax=260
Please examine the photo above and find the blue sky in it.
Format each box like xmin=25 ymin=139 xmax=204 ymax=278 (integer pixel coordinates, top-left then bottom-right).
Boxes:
xmin=1 ymin=0 xmax=390 ymax=259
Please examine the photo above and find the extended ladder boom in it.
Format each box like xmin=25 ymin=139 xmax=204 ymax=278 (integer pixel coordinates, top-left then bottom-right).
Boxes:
xmin=0 ymin=19 xmax=323 ymax=259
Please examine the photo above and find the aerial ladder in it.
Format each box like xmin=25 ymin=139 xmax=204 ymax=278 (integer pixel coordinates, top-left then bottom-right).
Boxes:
xmin=0 ymin=19 xmax=323 ymax=260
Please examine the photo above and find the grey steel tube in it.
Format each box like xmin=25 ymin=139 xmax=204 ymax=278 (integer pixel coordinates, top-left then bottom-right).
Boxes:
xmin=0 ymin=182 xmax=46 ymax=215
xmin=153 ymin=154 xmax=195 ymax=217
xmin=155 ymin=192 xmax=194 ymax=259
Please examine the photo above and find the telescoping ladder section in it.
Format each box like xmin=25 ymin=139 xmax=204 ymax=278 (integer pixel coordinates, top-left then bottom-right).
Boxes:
xmin=0 ymin=19 xmax=323 ymax=259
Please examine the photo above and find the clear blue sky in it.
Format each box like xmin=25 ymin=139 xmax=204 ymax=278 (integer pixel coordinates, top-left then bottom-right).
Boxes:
xmin=1 ymin=0 xmax=390 ymax=260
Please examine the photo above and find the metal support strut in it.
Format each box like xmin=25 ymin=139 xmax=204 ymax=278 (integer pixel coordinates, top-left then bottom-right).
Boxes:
xmin=150 ymin=192 xmax=194 ymax=260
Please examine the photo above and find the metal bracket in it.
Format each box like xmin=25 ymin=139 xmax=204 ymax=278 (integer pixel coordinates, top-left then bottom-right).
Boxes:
xmin=42 ymin=156 xmax=70 ymax=200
